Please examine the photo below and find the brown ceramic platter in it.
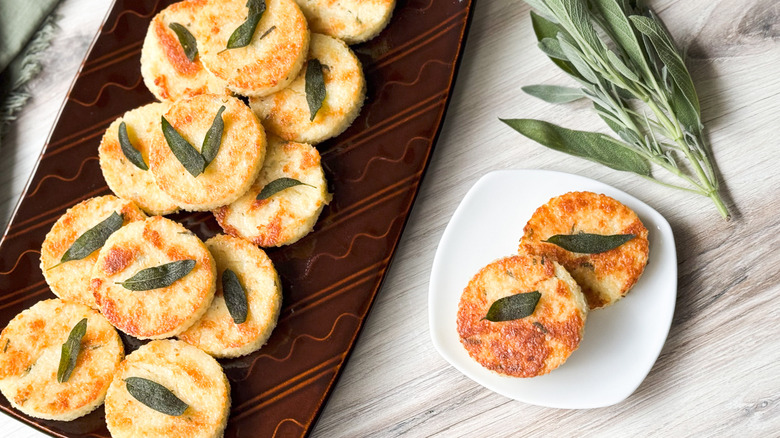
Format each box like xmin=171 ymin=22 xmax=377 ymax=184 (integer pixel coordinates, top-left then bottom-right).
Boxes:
xmin=0 ymin=0 xmax=474 ymax=436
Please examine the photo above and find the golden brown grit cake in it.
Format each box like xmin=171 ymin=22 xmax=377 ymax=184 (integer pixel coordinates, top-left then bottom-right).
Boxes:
xmin=149 ymin=94 xmax=266 ymax=211
xmin=213 ymin=135 xmax=331 ymax=247
xmin=519 ymin=191 xmax=649 ymax=309
xmin=457 ymin=254 xmax=588 ymax=378
xmin=98 ymin=102 xmax=179 ymax=215
xmin=294 ymin=0 xmax=395 ymax=44
xmin=178 ymin=234 xmax=282 ymax=358
xmin=91 ymin=216 xmax=216 ymax=339
xmin=40 ymin=195 xmax=146 ymax=308
xmin=194 ymin=0 xmax=310 ymax=97
xmin=105 ymin=340 xmax=230 ymax=438
xmin=0 ymin=299 xmax=123 ymax=421
xmin=249 ymin=33 xmax=366 ymax=145
xmin=140 ymin=0 xmax=229 ymax=101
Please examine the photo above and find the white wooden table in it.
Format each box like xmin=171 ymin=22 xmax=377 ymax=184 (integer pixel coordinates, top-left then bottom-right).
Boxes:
xmin=2 ymin=0 xmax=779 ymax=436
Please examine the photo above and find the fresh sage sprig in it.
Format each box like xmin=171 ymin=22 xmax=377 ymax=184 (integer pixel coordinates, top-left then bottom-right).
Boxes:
xmin=544 ymin=232 xmax=635 ymax=253
xmin=484 ymin=291 xmax=541 ymax=322
xmin=125 ymin=377 xmax=188 ymax=416
xmin=222 ymin=269 xmax=248 ymax=324
xmin=57 ymin=318 xmax=87 ymax=383
xmin=116 ymin=259 xmax=196 ymax=291
xmin=118 ymin=122 xmax=148 ymax=171
xmin=161 ymin=105 xmax=226 ymax=177
xmin=257 ymin=177 xmax=314 ymax=200
xmin=168 ymin=22 xmax=198 ymax=62
xmin=503 ymin=0 xmax=730 ymax=219
xmin=305 ymin=59 xmax=326 ymax=121
xmin=226 ymin=0 xmax=266 ymax=50
xmin=56 ymin=212 xmax=124 ymax=266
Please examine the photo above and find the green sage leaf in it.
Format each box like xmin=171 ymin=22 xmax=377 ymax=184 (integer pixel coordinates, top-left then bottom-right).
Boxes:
xmin=590 ymin=0 xmax=650 ymax=79
xmin=305 ymin=58 xmax=326 ymax=121
xmin=557 ymin=35 xmax=599 ymax=84
xmin=125 ymin=377 xmax=188 ymax=416
xmin=222 ymin=269 xmax=248 ymax=324
xmin=257 ymin=177 xmax=314 ymax=200
xmin=60 ymin=212 xmax=124 ymax=263
xmin=606 ymin=50 xmax=639 ymax=82
xmin=118 ymin=121 xmax=148 ymax=171
xmin=522 ymin=85 xmax=585 ymax=104
xmin=117 ymin=260 xmax=196 ymax=291
xmin=544 ymin=232 xmax=636 ymax=253
xmin=484 ymin=291 xmax=541 ymax=322
xmin=530 ymin=11 xmax=581 ymax=79
xmin=226 ymin=0 xmax=266 ymax=49
xmin=57 ymin=318 xmax=87 ymax=383
xmin=548 ymin=0 xmax=605 ymax=57
xmin=168 ymin=22 xmax=197 ymax=62
xmin=538 ymin=37 xmax=567 ymax=60
xmin=161 ymin=116 xmax=205 ymax=177
xmin=201 ymin=105 xmax=226 ymax=167
xmin=500 ymin=118 xmax=651 ymax=175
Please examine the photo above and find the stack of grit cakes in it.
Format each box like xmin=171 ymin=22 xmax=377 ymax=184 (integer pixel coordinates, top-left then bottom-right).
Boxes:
xmin=0 ymin=0 xmax=396 ymax=435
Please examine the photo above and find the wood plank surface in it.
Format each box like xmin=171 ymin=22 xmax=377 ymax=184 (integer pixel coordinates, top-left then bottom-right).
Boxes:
xmin=1 ymin=0 xmax=778 ymax=436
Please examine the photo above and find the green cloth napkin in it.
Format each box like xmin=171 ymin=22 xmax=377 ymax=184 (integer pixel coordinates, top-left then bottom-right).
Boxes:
xmin=0 ymin=0 xmax=60 ymax=74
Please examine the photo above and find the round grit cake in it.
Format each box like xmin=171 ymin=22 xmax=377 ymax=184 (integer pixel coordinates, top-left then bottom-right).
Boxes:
xmin=249 ymin=33 xmax=366 ymax=145
xmin=214 ymin=135 xmax=331 ymax=247
xmin=91 ymin=216 xmax=216 ymax=339
xmin=178 ymin=234 xmax=282 ymax=358
xmin=105 ymin=340 xmax=230 ymax=438
xmin=41 ymin=195 xmax=147 ymax=308
xmin=149 ymin=94 xmax=266 ymax=211
xmin=457 ymin=254 xmax=588 ymax=378
xmin=0 ymin=299 xmax=124 ymax=421
xmin=99 ymin=102 xmax=179 ymax=215
xmin=519 ymin=191 xmax=649 ymax=309
xmin=194 ymin=0 xmax=310 ymax=97
xmin=140 ymin=0 xmax=229 ymax=101
xmin=294 ymin=0 xmax=395 ymax=44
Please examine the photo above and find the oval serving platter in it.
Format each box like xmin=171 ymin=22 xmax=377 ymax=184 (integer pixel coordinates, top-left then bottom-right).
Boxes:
xmin=0 ymin=0 xmax=475 ymax=436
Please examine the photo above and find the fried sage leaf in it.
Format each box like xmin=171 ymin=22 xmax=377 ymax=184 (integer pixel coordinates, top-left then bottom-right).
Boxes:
xmin=222 ymin=269 xmax=248 ymax=324
xmin=201 ymin=105 xmax=226 ymax=167
xmin=60 ymin=212 xmax=124 ymax=263
xmin=125 ymin=377 xmax=188 ymax=416
xmin=484 ymin=291 xmax=541 ymax=322
xmin=305 ymin=58 xmax=326 ymax=121
xmin=161 ymin=116 xmax=205 ymax=177
xmin=117 ymin=260 xmax=196 ymax=291
xmin=57 ymin=318 xmax=87 ymax=383
xmin=168 ymin=22 xmax=198 ymax=62
xmin=544 ymin=232 xmax=636 ymax=254
xmin=256 ymin=177 xmax=313 ymax=200
xmin=118 ymin=121 xmax=148 ymax=171
xmin=226 ymin=0 xmax=266 ymax=49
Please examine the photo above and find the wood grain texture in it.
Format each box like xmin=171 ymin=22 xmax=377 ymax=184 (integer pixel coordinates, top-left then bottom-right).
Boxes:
xmin=2 ymin=0 xmax=779 ymax=437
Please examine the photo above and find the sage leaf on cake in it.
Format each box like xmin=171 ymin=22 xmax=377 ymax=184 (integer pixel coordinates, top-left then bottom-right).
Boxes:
xmin=484 ymin=291 xmax=541 ymax=322
xmin=222 ymin=269 xmax=248 ymax=324
xmin=125 ymin=377 xmax=188 ymax=416
xmin=117 ymin=259 xmax=196 ymax=291
xmin=544 ymin=232 xmax=636 ymax=253
xmin=168 ymin=22 xmax=197 ymax=62
xmin=257 ymin=177 xmax=313 ymax=200
xmin=201 ymin=105 xmax=226 ymax=167
xmin=161 ymin=116 xmax=205 ymax=177
xmin=226 ymin=0 xmax=266 ymax=49
xmin=57 ymin=318 xmax=87 ymax=383
xmin=118 ymin=121 xmax=148 ymax=171
xmin=504 ymin=0 xmax=730 ymax=219
xmin=59 ymin=212 xmax=124 ymax=264
xmin=305 ymin=59 xmax=326 ymax=121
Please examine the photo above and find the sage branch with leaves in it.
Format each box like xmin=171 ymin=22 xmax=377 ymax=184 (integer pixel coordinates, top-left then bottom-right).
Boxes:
xmin=502 ymin=0 xmax=730 ymax=219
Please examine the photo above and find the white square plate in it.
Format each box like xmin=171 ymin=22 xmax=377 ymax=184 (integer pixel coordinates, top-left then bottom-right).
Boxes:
xmin=428 ymin=169 xmax=676 ymax=408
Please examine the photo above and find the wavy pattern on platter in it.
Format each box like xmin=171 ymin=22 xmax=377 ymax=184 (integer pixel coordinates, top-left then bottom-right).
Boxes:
xmin=27 ymin=157 xmax=99 ymax=197
xmin=68 ymin=76 xmax=144 ymax=107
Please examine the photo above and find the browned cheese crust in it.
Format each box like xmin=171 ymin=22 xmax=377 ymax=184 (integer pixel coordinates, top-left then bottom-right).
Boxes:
xmin=457 ymin=254 xmax=587 ymax=378
xmin=194 ymin=0 xmax=310 ymax=96
xmin=519 ymin=191 xmax=649 ymax=309
xmin=0 ymin=299 xmax=124 ymax=421
xmin=91 ymin=216 xmax=216 ymax=339
xmin=140 ymin=0 xmax=229 ymax=101
xmin=40 ymin=195 xmax=147 ymax=308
